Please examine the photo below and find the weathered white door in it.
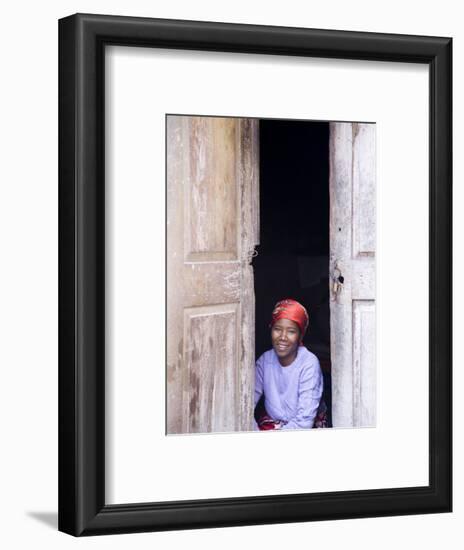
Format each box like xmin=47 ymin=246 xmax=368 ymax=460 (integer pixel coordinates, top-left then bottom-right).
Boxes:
xmin=329 ymin=122 xmax=376 ymax=428
xmin=166 ymin=116 xmax=259 ymax=434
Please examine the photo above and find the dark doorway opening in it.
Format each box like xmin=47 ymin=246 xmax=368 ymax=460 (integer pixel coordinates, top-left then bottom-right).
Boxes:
xmin=253 ymin=119 xmax=332 ymax=426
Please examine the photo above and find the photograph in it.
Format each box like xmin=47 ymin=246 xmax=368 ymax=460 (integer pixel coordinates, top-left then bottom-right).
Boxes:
xmin=166 ymin=115 xmax=376 ymax=435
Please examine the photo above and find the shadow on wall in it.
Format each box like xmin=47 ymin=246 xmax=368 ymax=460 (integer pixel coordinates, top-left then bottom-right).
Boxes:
xmin=27 ymin=511 xmax=57 ymax=530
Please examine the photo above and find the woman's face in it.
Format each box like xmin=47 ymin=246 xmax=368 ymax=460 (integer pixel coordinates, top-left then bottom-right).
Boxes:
xmin=271 ymin=318 xmax=300 ymax=366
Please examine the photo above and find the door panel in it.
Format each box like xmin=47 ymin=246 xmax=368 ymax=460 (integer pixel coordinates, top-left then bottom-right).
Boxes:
xmin=166 ymin=116 xmax=259 ymax=434
xmin=352 ymin=300 xmax=376 ymax=427
xmin=183 ymin=304 xmax=239 ymax=433
xmin=329 ymin=122 xmax=376 ymax=428
xmin=352 ymin=124 xmax=376 ymax=257
xmin=186 ymin=118 xmax=239 ymax=261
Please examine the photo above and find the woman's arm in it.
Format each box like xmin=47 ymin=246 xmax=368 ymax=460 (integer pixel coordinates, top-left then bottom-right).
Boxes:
xmin=281 ymin=360 xmax=323 ymax=430
xmin=253 ymin=356 xmax=266 ymax=430
xmin=254 ymin=355 xmax=265 ymax=407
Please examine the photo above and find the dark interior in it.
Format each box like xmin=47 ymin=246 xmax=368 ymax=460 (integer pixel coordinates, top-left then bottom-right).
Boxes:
xmin=253 ymin=119 xmax=332 ymax=425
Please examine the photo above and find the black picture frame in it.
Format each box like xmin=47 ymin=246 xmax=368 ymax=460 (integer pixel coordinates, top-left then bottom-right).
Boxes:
xmin=59 ymin=13 xmax=452 ymax=536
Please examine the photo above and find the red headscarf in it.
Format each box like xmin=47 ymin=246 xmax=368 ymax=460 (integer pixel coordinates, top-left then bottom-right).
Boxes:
xmin=270 ymin=298 xmax=309 ymax=344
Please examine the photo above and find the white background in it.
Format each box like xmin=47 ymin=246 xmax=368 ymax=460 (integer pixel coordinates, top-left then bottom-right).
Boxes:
xmin=0 ymin=1 xmax=459 ymax=549
xmin=107 ymin=47 xmax=429 ymax=503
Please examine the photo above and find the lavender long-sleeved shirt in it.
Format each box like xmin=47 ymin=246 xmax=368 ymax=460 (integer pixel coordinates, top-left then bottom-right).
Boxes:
xmin=255 ymin=346 xmax=323 ymax=430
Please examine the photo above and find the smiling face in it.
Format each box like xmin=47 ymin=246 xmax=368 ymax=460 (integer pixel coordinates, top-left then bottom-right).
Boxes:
xmin=271 ymin=318 xmax=300 ymax=366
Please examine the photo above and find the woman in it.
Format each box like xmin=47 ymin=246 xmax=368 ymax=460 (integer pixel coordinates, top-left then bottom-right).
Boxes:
xmin=254 ymin=298 xmax=323 ymax=430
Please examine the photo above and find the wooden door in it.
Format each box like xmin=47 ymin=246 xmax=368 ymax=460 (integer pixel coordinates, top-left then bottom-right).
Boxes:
xmin=329 ymin=122 xmax=376 ymax=428
xmin=166 ymin=116 xmax=259 ymax=434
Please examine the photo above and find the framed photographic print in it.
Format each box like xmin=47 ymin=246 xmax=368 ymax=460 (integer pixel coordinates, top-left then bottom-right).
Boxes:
xmin=59 ymin=13 xmax=452 ymax=536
